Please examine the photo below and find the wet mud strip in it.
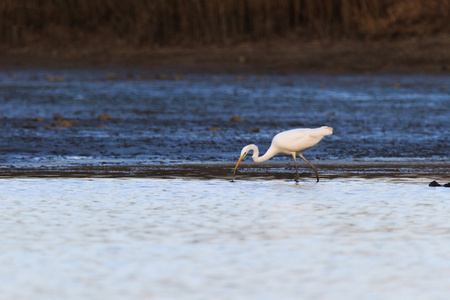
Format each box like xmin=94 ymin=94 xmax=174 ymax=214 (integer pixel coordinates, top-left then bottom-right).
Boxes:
xmin=1 ymin=160 xmax=448 ymax=180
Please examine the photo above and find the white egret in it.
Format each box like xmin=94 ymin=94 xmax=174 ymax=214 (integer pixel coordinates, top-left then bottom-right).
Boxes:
xmin=233 ymin=126 xmax=333 ymax=182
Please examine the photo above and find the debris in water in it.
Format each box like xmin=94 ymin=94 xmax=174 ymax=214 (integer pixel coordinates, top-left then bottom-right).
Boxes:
xmin=106 ymin=73 xmax=119 ymax=80
xmin=53 ymin=120 xmax=75 ymax=127
xmin=23 ymin=117 xmax=44 ymax=122
xmin=98 ymin=114 xmax=112 ymax=121
xmin=46 ymin=76 xmax=65 ymax=82
xmin=231 ymin=115 xmax=244 ymax=123
xmin=53 ymin=114 xmax=64 ymax=121
xmin=51 ymin=114 xmax=78 ymax=127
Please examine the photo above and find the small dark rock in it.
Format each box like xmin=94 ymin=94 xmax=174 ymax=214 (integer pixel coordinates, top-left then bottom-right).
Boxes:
xmin=444 ymin=183 xmax=450 ymax=187
xmin=429 ymin=180 xmax=441 ymax=187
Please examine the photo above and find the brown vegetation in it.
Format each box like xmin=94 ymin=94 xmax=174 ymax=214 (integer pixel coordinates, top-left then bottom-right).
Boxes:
xmin=1 ymin=0 xmax=449 ymax=71
xmin=1 ymin=0 xmax=449 ymax=46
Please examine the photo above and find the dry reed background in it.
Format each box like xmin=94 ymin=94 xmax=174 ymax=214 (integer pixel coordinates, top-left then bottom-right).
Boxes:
xmin=1 ymin=0 xmax=449 ymax=46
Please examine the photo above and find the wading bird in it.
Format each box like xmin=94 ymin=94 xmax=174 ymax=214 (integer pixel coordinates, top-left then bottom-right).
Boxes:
xmin=233 ymin=126 xmax=333 ymax=182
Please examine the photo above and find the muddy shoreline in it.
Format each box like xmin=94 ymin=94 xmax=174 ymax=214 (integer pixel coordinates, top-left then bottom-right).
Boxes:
xmin=1 ymin=160 xmax=448 ymax=179
xmin=2 ymin=37 xmax=450 ymax=73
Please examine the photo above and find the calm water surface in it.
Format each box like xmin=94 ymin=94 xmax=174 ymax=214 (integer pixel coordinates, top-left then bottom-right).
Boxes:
xmin=1 ymin=177 xmax=449 ymax=299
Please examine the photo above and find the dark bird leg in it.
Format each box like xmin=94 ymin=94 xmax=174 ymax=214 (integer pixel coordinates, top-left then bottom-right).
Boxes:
xmin=298 ymin=153 xmax=319 ymax=182
xmin=292 ymin=153 xmax=299 ymax=182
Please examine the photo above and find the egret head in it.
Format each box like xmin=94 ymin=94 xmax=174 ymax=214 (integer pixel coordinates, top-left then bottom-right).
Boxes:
xmin=233 ymin=144 xmax=253 ymax=173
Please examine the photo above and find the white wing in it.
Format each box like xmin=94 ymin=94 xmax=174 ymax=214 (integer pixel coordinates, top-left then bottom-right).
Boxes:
xmin=271 ymin=128 xmax=325 ymax=154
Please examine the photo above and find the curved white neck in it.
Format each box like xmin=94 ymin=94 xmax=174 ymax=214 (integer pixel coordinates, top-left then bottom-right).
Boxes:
xmin=248 ymin=144 xmax=278 ymax=163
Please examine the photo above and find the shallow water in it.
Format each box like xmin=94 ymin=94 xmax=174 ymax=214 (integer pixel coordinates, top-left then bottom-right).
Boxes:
xmin=1 ymin=177 xmax=449 ymax=300
xmin=0 ymin=71 xmax=449 ymax=165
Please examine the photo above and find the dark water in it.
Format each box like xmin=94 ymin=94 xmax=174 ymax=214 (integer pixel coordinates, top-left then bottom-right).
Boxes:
xmin=0 ymin=70 xmax=449 ymax=164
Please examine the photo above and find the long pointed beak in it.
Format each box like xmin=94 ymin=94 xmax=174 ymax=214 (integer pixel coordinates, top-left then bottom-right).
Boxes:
xmin=233 ymin=154 xmax=245 ymax=173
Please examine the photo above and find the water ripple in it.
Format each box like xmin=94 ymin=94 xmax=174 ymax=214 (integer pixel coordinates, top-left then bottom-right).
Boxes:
xmin=0 ymin=178 xmax=449 ymax=299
